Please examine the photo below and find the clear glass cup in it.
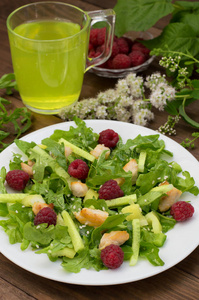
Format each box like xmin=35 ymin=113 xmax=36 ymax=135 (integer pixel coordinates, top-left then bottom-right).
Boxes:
xmin=7 ymin=2 xmax=115 ymax=114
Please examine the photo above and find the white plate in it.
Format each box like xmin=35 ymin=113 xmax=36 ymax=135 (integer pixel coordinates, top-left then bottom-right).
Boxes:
xmin=0 ymin=120 xmax=199 ymax=286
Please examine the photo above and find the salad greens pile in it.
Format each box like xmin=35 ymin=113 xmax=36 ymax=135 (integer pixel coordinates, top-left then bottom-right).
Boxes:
xmin=0 ymin=118 xmax=198 ymax=273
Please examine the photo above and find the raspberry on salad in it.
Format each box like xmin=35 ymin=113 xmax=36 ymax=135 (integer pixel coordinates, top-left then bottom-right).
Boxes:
xmin=68 ymin=159 xmax=89 ymax=180
xmin=98 ymin=129 xmax=119 ymax=148
xmin=34 ymin=207 xmax=57 ymax=226
xmin=101 ymin=244 xmax=124 ymax=269
xmin=170 ymin=201 xmax=194 ymax=222
xmin=6 ymin=169 xmax=30 ymax=191
xmin=112 ymin=54 xmax=131 ymax=69
xmin=99 ymin=179 xmax=124 ymax=200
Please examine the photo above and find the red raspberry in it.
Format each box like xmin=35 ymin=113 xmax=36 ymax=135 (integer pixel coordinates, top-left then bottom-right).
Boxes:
xmin=97 ymin=27 xmax=106 ymax=46
xmin=106 ymin=59 xmax=114 ymax=69
xmin=170 ymin=201 xmax=194 ymax=222
xmin=89 ymin=28 xmax=100 ymax=47
xmin=88 ymin=49 xmax=101 ymax=58
xmin=34 ymin=207 xmax=57 ymax=226
xmin=68 ymin=159 xmax=89 ymax=180
xmin=116 ymin=37 xmax=129 ymax=54
xmin=101 ymin=244 xmax=124 ymax=269
xmin=98 ymin=129 xmax=119 ymax=148
xmin=131 ymin=42 xmax=150 ymax=56
xmin=6 ymin=169 xmax=30 ymax=191
xmin=129 ymin=50 xmax=146 ymax=67
xmin=112 ymin=54 xmax=131 ymax=69
xmin=99 ymin=179 xmax=124 ymax=200
xmin=88 ymin=43 xmax=94 ymax=52
xmin=110 ymin=41 xmax=119 ymax=58
xmin=123 ymin=37 xmax=133 ymax=48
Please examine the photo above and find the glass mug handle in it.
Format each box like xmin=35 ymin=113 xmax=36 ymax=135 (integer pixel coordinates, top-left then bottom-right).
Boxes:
xmin=85 ymin=9 xmax=115 ymax=71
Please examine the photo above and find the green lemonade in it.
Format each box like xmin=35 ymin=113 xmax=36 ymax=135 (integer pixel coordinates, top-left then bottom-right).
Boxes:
xmin=9 ymin=20 xmax=88 ymax=113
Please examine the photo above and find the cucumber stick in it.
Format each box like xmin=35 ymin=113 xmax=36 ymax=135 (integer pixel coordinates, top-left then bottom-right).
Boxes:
xmin=61 ymin=210 xmax=84 ymax=252
xmin=138 ymin=151 xmax=146 ymax=173
xmin=130 ymin=218 xmax=140 ymax=266
xmin=59 ymin=138 xmax=95 ymax=162
xmin=106 ymin=194 xmax=137 ymax=208
xmin=0 ymin=193 xmax=27 ymax=203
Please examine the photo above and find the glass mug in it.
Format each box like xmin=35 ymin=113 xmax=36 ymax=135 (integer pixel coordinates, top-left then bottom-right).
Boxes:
xmin=7 ymin=2 xmax=115 ymax=114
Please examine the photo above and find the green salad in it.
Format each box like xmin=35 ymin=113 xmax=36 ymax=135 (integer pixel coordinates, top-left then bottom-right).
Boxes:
xmin=0 ymin=118 xmax=198 ymax=273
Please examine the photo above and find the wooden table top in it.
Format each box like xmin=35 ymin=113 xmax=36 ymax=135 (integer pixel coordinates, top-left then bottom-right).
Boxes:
xmin=0 ymin=1 xmax=199 ymax=299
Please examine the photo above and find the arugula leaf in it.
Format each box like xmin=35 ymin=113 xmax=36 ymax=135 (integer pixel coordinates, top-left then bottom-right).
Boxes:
xmin=175 ymin=171 xmax=199 ymax=195
xmin=0 ymin=98 xmax=32 ymax=152
xmin=0 ymin=73 xmax=17 ymax=95
xmin=114 ymin=0 xmax=174 ymax=37
xmin=62 ymin=248 xmax=93 ymax=273
xmin=139 ymin=241 xmax=164 ymax=266
xmin=50 ymin=117 xmax=98 ymax=151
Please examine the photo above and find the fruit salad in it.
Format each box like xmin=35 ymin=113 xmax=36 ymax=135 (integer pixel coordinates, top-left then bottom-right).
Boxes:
xmin=0 ymin=118 xmax=198 ymax=273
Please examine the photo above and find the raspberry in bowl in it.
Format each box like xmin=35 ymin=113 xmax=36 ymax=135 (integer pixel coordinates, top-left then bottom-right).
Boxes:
xmin=88 ymin=29 xmax=155 ymax=78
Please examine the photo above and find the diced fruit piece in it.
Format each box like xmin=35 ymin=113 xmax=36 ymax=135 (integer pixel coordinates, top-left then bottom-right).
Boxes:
xmin=74 ymin=207 xmax=108 ymax=227
xmin=6 ymin=169 xmax=30 ymax=191
xmin=129 ymin=219 xmax=140 ymax=266
xmin=61 ymin=210 xmax=84 ymax=252
xmin=21 ymin=162 xmax=34 ymax=177
xmin=101 ymin=244 xmax=124 ymax=269
xmin=90 ymin=144 xmax=110 ymax=159
xmin=122 ymin=203 xmax=142 ymax=219
xmin=68 ymin=159 xmax=89 ymax=180
xmin=34 ymin=207 xmax=57 ymax=227
xmin=59 ymin=138 xmax=95 ymax=162
xmin=98 ymin=129 xmax=119 ymax=148
xmin=145 ymin=211 xmax=162 ymax=234
xmin=84 ymin=188 xmax=99 ymax=202
xmin=99 ymin=179 xmax=124 ymax=200
xmin=99 ymin=230 xmax=129 ymax=250
xmin=64 ymin=146 xmax=73 ymax=158
xmin=170 ymin=201 xmax=194 ymax=221
xmin=158 ymin=181 xmax=182 ymax=212
xmin=70 ymin=181 xmax=88 ymax=197
xmin=114 ymin=177 xmax=125 ymax=186
xmin=123 ymin=159 xmax=138 ymax=185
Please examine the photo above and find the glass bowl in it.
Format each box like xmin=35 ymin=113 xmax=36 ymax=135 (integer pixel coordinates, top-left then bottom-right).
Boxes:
xmin=89 ymin=31 xmax=155 ymax=78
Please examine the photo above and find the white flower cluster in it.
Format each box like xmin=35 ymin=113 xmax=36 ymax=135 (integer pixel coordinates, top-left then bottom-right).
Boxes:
xmin=59 ymin=72 xmax=176 ymax=127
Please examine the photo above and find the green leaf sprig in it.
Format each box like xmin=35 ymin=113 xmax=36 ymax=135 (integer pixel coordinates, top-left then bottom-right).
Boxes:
xmin=0 ymin=74 xmax=31 ymax=152
xmin=181 ymin=132 xmax=199 ymax=149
